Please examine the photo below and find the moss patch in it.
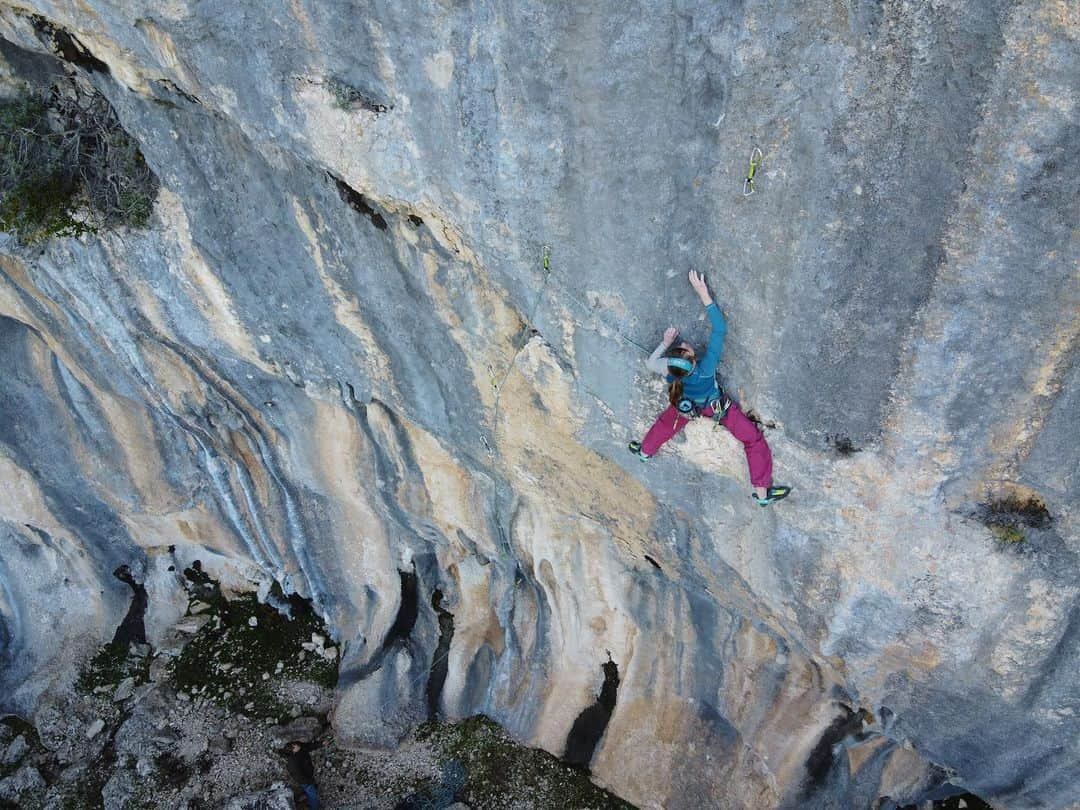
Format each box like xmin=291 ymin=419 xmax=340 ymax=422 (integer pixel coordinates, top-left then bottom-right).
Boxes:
xmin=826 ymin=433 xmax=861 ymax=456
xmin=0 ymin=715 xmax=47 ymax=783
xmin=418 ymin=716 xmax=635 ymax=809
xmin=75 ymin=641 xmax=150 ymax=695
xmin=167 ymin=589 xmax=338 ymax=721
xmin=990 ymin=524 xmax=1026 ymax=545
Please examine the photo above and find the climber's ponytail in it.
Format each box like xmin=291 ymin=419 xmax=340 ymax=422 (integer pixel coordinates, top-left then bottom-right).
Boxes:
xmin=665 ymin=346 xmax=693 ymax=407
xmin=668 ymin=377 xmax=684 ymax=407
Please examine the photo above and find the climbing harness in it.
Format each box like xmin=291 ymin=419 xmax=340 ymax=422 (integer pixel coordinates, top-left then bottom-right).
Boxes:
xmin=743 ymin=147 xmax=763 ymax=196
xmin=672 ymin=391 xmax=731 ymax=427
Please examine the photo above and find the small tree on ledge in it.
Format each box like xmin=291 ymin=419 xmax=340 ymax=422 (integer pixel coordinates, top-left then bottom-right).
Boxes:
xmin=0 ymin=79 xmax=157 ymax=244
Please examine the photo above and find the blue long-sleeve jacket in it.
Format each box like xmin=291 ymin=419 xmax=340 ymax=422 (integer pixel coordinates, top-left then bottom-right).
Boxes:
xmin=646 ymin=302 xmax=726 ymax=404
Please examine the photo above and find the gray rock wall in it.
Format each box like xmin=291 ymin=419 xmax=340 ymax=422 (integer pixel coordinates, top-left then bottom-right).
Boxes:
xmin=0 ymin=2 xmax=1076 ymax=808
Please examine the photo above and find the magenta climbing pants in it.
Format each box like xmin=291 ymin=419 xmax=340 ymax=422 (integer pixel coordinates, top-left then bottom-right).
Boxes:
xmin=640 ymin=401 xmax=773 ymax=488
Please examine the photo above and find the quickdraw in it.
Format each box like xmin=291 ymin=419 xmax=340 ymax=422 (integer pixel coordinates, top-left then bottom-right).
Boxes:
xmin=743 ymin=147 xmax=763 ymax=196
xmin=674 ymin=393 xmax=731 ymax=423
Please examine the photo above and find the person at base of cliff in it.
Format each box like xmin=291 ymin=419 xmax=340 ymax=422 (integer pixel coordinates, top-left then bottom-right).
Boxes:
xmin=628 ymin=269 xmax=792 ymax=507
xmin=279 ymin=739 xmax=321 ymax=809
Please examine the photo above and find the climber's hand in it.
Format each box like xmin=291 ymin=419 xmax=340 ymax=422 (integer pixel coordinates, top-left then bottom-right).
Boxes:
xmin=663 ymin=327 xmax=679 ymax=345
xmin=688 ymin=269 xmax=713 ymax=305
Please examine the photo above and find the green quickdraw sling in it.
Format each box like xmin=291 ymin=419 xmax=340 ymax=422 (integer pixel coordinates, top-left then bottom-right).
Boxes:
xmin=743 ymin=147 xmax=763 ymax=196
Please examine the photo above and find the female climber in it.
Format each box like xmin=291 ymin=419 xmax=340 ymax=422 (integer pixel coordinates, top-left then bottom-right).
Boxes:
xmin=628 ymin=270 xmax=791 ymax=506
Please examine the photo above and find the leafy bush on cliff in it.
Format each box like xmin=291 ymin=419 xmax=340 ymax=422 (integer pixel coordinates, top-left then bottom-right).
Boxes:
xmin=0 ymin=84 xmax=156 ymax=243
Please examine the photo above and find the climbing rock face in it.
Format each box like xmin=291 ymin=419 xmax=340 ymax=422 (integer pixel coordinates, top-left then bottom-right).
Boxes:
xmin=0 ymin=1 xmax=1076 ymax=808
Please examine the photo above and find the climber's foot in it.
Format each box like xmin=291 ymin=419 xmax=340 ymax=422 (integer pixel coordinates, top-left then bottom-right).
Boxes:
xmin=628 ymin=441 xmax=651 ymax=461
xmin=753 ymin=485 xmax=791 ymax=506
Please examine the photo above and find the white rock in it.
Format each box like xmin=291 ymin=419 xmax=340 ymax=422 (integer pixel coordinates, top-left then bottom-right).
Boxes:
xmin=311 ymin=633 xmax=325 ymax=647
xmin=248 ymin=617 xmax=258 ymax=627
xmin=958 ymin=802 xmax=967 ymax=809
xmin=222 ymin=780 xmax=293 ymax=809
xmin=85 ymin=719 xmax=106 ymax=740
xmin=321 ymin=646 xmax=338 ymax=661
xmin=113 ymin=677 xmax=136 ymax=702
xmin=149 ymin=659 xmax=170 ymax=682
xmin=0 ymin=765 xmax=45 ymax=801
xmin=174 ymin=615 xmax=210 ymax=634
xmin=1 ymin=735 xmax=28 ymax=766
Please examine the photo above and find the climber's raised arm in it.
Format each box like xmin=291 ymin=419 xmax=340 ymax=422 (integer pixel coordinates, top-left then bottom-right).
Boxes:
xmin=646 ymin=327 xmax=680 ymax=376
xmin=690 ymin=270 xmax=726 ymax=377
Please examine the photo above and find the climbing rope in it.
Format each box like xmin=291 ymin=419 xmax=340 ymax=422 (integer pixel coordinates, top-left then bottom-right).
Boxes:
xmin=743 ymin=147 xmax=763 ymax=196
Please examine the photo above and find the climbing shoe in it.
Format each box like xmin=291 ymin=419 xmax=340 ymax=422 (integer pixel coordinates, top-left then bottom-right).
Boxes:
xmin=753 ymin=485 xmax=791 ymax=506
xmin=628 ymin=441 xmax=651 ymax=462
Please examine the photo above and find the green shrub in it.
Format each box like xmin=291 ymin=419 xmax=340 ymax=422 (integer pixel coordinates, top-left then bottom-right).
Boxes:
xmin=0 ymin=94 xmax=85 ymax=241
xmin=0 ymin=84 xmax=157 ymax=243
xmin=980 ymin=489 xmax=1051 ymax=546
xmin=325 ymin=76 xmax=388 ymax=113
xmin=990 ymin=524 xmax=1025 ymax=545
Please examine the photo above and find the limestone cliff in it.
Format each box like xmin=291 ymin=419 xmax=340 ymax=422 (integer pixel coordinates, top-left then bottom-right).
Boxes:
xmin=0 ymin=1 xmax=1076 ymax=808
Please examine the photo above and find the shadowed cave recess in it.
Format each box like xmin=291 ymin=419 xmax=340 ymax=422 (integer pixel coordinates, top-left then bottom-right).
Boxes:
xmin=0 ymin=2 xmax=1077 ymax=809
